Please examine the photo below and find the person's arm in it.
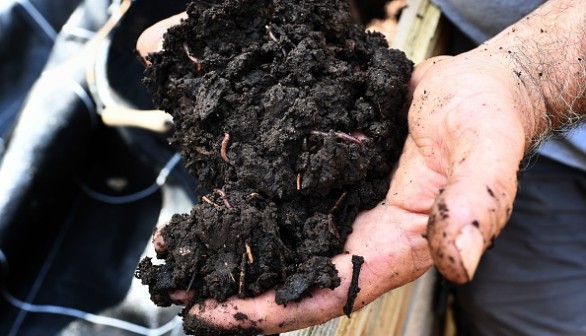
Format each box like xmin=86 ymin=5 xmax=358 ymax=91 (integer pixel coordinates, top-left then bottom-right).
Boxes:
xmin=484 ymin=0 xmax=585 ymax=144
xmin=135 ymin=0 xmax=586 ymax=333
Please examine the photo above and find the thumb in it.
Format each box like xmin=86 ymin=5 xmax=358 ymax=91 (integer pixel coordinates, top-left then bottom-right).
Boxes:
xmin=427 ymin=134 xmax=522 ymax=284
xmin=136 ymin=12 xmax=188 ymax=62
xmin=411 ymin=53 xmax=533 ymax=284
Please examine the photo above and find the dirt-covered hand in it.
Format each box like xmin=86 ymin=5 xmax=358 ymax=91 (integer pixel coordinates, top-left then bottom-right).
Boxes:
xmin=135 ymin=10 xmax=527 ymax=335
xmin=136 ymin=13 xmax=436 ymax=335
xmin=409 ymin=0 xmax=586 ymax=285
xmin=148 ymin=200 xmax=431 ymax=334
xmin=401 ymin=52 xmax=539 ymax=284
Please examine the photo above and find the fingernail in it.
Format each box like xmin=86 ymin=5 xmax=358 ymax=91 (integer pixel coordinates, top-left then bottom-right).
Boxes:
xmin=454 ymin=225 xmax=484 ymax=280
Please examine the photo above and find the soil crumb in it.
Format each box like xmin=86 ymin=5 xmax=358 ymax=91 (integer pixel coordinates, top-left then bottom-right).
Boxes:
xmin=343 ymin=254 xmax=365 ymax=317
xmin=135 ymin=0 xmax=412 ymax=334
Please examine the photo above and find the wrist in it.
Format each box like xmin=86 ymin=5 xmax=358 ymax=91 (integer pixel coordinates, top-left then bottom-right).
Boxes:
xmin=476 ymin=0 xmax=586 ymax=147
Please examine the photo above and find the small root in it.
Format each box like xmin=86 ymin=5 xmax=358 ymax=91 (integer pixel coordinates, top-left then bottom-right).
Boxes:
xmin=244 ymin=242 xmax=254 ymax=263
xmin=309 ymin=130 xmax=362 ymax=144
xmin=220 ymin=132 xmax=231 ymax=164
xmin=330 ymin=191 xmax=348 ymax=213
xmin=280 ymin=252 xmax=287 ymax=280
xmin=265 ymin=25 xmax=279 ymax=43
xmin=201 ymin=195 xmax=220 ymax=208
xmin=194 ymin=146 xmax=212 ymax=155
xmin=327 ymin=214 xmax=341 ymax=240
xmin=265 ymin=25 xmax=287 ymax=57
xmin=186 ymin=271 xmax=197 ymax=292
xmin=296 ymin=173 xmax=302 ymax=191
xmin=182 ymin=42 xmax=203 ymax=72
xmin=245 ymin=192 xmax=262 ymax=202
xmin=238 ymin=252 xmax=246 ymax=297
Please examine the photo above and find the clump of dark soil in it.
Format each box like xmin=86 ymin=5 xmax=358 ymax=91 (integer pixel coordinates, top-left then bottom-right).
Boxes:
xmin=135 ymin=0 xmax=412 ymax=333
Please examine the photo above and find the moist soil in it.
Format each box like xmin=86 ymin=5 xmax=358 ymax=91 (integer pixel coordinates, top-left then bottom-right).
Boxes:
xmin=134 ymin=0 xmax=413 ymax=334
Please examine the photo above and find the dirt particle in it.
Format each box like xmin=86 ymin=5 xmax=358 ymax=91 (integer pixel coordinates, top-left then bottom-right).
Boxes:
xmin=234 ymin=312 xmax=249 ymax=321
xmin=437 ymin=200 xmax=449 ymax=219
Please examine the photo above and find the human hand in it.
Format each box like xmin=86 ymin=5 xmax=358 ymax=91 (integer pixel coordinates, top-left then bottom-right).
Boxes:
xmin=402 ymin=52 xmax=541 ymax=284
xmin=136 ymin=13 xmax=434 ymax=335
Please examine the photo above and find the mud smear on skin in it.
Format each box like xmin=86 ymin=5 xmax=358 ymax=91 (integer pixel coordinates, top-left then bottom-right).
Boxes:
xmin=135 ymin=0 xmax=413 ymax=334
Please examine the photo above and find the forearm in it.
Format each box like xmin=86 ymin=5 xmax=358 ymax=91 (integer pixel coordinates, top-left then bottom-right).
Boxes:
xmin=476 ymin=0 xmax=586 ymax=144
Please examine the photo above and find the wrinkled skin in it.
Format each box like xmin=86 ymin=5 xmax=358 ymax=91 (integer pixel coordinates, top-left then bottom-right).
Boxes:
xmin=135 ymin=11 xmax=542 ymax=336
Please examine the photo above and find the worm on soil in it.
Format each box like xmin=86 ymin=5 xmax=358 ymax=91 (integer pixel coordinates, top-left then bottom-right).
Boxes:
xmin=213 ymin=188 xmax=233 ymax=208
xmin=220 ymin=132 xmax=231 ymax=164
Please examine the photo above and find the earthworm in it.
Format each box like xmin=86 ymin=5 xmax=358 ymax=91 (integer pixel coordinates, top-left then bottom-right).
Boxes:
xmin=220 ymin=132 xmax=231 ymax=164
xmin=296 ymin=173 xmax=302 ymax=191
xmin=213 ymin=188 xmax=233 ymax=208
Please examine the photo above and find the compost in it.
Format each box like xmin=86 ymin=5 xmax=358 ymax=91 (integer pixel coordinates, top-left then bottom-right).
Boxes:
xmin=135 ymin=0 xmax=413 ymax=334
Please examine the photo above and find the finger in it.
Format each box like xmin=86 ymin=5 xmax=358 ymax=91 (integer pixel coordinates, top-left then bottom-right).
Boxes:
xmin=152 ymin=226 xmax=167 ymax=254
xmin=136 ymin=12 xmax=188 ymax=62
xmin=179 ymin=202 xmax=432 ymax=334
